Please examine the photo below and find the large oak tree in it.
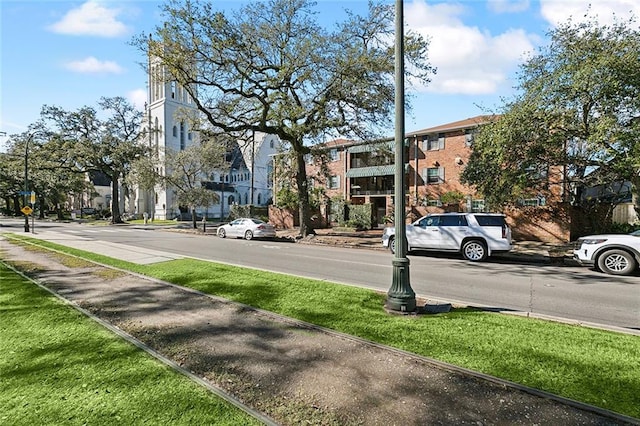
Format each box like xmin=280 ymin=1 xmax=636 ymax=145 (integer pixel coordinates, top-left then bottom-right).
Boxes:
xmin=41 ymin=97 xmax=148 ymax=223
xmin=462 ymin=18 xmax=640 ymax=230
xmin=133 ymin=0 xmax=434 ymax=236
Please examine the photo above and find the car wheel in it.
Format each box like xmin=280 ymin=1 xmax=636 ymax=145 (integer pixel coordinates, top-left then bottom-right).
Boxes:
xmin=389 ymin=237 xmax=396 ymax=254
xmin=462 ymin=239 xmax=487 ymax=262
xmin=244 ymin=230 xmax=254 ymax=240
xmin=218 ymin=229 xmax=226 ymax=238
xmin=597 ymin=249 xmax=636 ymax=275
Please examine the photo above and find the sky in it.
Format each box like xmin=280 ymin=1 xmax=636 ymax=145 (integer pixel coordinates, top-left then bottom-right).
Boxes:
xmin=1 ymin=0 xmax=639 ymax=152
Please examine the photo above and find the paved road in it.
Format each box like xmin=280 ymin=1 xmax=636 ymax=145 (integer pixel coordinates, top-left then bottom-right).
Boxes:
xmin=2 ymin=218 xmax=638 ymax=333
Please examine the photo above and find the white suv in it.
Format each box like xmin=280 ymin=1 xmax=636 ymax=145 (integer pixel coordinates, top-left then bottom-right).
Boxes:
xmin=382 ymin=213 xmax=513 ymax=262
xmin=573 ymin=230 xmax=640 ymax=275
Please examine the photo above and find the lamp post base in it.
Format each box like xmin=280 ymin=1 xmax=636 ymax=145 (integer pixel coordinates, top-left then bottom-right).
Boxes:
xmin=386 ymin=257 xmax=416 ymax=313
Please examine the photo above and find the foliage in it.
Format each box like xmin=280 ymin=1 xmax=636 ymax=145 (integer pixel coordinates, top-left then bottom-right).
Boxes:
xmin=347 ymin=204 xmax=373 ymax=230
xmin=330 ymin=197 xmax=347 ymax=225
xmin=162 ymin=138 xmax=227 ymax=228
xmin=461 ymin=18 xmax=640 ymax=217
xmin=1 ymin=130 xmax=91 ymax=219
xmin=439 ymin=190 xmax=465 ymax=205
xmin=228 ymin=204 xmax=250 ymax=220
xmin=133 ymin=0 xmax=434 ymax=236
xmin=38 ymin=97 xmax=148 ymax=223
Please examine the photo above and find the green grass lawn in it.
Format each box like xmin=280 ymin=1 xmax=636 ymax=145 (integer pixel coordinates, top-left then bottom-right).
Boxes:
xmin=3 ymin=235 xmax=640 ymax=420
xmin=0 ymin=263 xmax=263 ymax=425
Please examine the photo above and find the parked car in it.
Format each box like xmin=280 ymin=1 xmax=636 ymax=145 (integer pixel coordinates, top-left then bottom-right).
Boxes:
xmin=572 ymin=230 xmax=640 ymax=275
xmin=381 ymin=213 xmax=513 ymax=262
xmin=217 ymin=218 xmax=276 ymax=240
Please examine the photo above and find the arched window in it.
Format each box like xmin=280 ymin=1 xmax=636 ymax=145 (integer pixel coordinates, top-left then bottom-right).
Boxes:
xmin=228 ymin=195 xmax=234 ymax=205
xmin=180 ymin=122 xmax=185 ymax=150
xmin=244 ymin=193 xmax=248 ymax=204
xmin=154 ymin=118 xmax=159 ymax=152
xmin=257 ymin=193 xmax=262 ymax=204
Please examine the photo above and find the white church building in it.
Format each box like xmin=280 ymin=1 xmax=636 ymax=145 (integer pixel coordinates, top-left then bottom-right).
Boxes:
xmin=130 ymin=56 xmax=281 ymax=221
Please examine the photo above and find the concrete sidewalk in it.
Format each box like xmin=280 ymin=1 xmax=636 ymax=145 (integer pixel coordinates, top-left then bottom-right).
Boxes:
xmin=24 ymin=229 xmax=185 ymax=264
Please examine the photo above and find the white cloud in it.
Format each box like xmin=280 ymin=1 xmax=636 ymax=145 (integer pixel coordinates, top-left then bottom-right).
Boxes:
xmin=406 ymin=0 xmax=537 ymax=95
xmin=64 ymin=57 xmax=124 ymax=74
xmin=128 ymin=89 xmax=148 ymax=111
xmin=48 ymin=1 xmax=129 ymax=37
xmin=540 ymin=0 xmax=640 ymax=28
xmin=487 ymin=0 xmax=530 ymax=14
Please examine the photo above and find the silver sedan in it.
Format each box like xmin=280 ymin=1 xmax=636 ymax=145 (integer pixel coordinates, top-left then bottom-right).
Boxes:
xmin=216 ymin=218 xmax=276 ymax=240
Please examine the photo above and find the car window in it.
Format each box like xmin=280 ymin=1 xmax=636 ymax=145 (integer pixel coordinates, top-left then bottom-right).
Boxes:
xmin=475 ymin=215 xmax=505 ymax=227
xmin=440 ymin=215 xmax=467 ymax=226
xmin=418 ymin=216 xmax=439 ymax=227
xmin=231 ymin=219 xmax=242 ymax=225
xmin=250 ymin=219 xmax=263 ymax=224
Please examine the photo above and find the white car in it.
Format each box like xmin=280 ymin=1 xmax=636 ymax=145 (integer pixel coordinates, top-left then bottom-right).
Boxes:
xmin=382 ymin=213 xmax=513 ymax=262
xmin=572 ymin=230 xmax=640 ymax=275
xmin=217 ymin=218 xmax=276 ymax=240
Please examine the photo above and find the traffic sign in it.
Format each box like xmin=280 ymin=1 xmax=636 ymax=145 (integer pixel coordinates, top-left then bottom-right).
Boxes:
xmin=30 ymin=191 xmax=36 ymax=204
xmin=19 ymin=191 xmax=31 ymax=195
xmin=21 ymin=206 xmax=33 ymax=215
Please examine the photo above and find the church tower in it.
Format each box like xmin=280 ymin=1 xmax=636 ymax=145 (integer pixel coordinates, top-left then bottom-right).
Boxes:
xmin=138 ymin=53 xmax=199 ymax=220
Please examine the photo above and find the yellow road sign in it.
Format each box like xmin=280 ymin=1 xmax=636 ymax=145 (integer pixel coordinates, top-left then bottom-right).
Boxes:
xmin=21 ymin=206 xmax=33 ymax=215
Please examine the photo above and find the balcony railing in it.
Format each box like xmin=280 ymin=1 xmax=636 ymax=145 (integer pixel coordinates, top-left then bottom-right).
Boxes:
xmin=350 ymin=189 xmax=395 ymax=196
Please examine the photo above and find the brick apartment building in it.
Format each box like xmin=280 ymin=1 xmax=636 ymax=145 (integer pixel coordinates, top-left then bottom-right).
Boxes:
xmin=305 ymin=115 xmax=572 ymax=242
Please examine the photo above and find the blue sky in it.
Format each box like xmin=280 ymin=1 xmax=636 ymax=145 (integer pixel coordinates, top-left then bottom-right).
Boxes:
xmin=1 ymin=0 xmax=638 ymax=151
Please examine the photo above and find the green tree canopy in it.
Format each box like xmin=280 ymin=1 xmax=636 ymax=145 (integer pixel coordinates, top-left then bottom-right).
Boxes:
xmin=462 ymin=17 xmax=640 ymax=220
xmin=40 ymin=97 xmax=148 ymax=223
xmin=133 ymin=0 xmax=434 ymax=236
xmin=161 ymin=137 xmax=228 ymax=229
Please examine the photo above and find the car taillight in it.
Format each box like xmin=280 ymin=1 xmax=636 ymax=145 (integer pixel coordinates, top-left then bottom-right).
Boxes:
xmin=502 ymin=224 xmax=508 ymax=239
xmin=257 ymin=225 xmax=265 ymax=230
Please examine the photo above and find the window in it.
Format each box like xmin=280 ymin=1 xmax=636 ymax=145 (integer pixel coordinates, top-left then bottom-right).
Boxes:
xmin=329 ymin=175 xmax=340 ymax=189
xmin=172 ymin=126 xmax=178 ymax=138
xmin=329 ymin=148 xmax=339 ymax=161
xmin=257 ymin=193 xmax=262 ymax=204
xmin=417 ymin=216 xmax=440 ymax=227
xmin=440 ymin=215 xmax=468 ymax=226
xmin=519 ymin=197 xmax=546 ymax=207
xmin=228 ymin=195 xmax=235 ymax=204
xmin=270 ymin=139 xmax=274 ymax=149
xmin=475 ymin=215 xmax=506 ymax=227
xmin=180 ymin=122 xmax=185 ymax=150
xmin=422 ymin=134 xmax=445 ymax=151
xmin=471 ymin=199 xmax=485 ymax=212
xmin=424 ymin=199 xmax=442 ymax=207
xmin=188 ymin=132 xmax=192 ymax=141
xmin=170 ymin=81 xmax=176 ymax=99
xmin=424 ymin=167 xmax=444 ymax=184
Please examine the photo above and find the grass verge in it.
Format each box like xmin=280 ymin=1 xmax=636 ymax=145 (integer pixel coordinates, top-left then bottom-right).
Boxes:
xmin=4 ymin=235 xmax=640 ymax=419
xmin=0 ymin=262 xmax=262 ymax=425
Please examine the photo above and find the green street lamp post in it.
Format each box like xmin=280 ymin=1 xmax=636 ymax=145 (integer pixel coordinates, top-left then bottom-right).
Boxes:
xmin=24 ymin=134 xmax=30 ymax=233
xmin=386 ymin=0 xmax=416 ymax=313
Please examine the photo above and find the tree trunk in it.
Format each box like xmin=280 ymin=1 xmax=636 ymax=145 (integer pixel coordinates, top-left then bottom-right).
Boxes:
xmin=12 ymin=195 xmax=21 ymax=215
xmin=294 ymin=147 xmax=314 ymax=238
xmin=191 ymin=207 xmax=197 ymax=229
xmin=111 ymin=174 xmax=124 ymax=224
xmin=38 ymin=195 xmax=46 ymax=219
